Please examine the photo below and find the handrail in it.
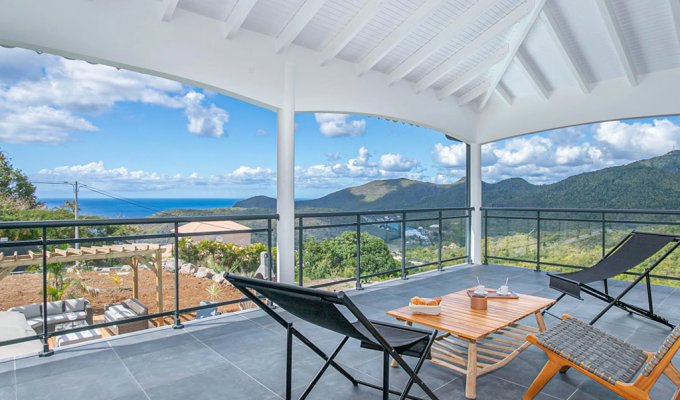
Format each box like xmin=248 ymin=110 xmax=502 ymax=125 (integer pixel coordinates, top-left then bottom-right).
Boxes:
xmin=482 ymin=207 xmax=680 ymax=215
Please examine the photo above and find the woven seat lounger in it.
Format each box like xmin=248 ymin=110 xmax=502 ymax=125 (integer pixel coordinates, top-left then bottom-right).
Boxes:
xmin=523 ymin=315 xmax=680 ymax=400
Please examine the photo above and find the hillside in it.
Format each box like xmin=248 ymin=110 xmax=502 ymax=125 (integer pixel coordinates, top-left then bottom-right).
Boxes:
xmin=234 ymin=151 xmax=680 ymax=211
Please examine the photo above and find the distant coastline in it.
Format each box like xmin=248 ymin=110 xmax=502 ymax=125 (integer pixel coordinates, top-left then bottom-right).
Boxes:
xmin=41 ymin=198 xmax=243 ymax=218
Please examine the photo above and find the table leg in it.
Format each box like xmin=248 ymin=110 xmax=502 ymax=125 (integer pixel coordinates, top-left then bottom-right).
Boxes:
xmin=465 ymin=341 xmax=478 ymax=399
xmin=535 ymin=312 xmax=547 ymax=332
xmin=392 ymin=321 xmax=412 ymax=368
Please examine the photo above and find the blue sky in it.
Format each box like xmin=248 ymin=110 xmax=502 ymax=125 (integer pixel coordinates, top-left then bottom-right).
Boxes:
xmin=1 ymin=46 xmax=680 ymax=200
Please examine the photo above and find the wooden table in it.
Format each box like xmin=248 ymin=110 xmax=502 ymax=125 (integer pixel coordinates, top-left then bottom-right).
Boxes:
xmin=387 ymin=290 xmax=555 ymax=399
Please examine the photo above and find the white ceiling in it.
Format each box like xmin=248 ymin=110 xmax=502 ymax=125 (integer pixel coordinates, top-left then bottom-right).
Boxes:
xmin=0 ymin=0 xmax=679 ymax=143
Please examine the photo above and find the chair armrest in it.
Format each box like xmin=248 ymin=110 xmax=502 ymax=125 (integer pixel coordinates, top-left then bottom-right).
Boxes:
xmin=369 ymin=319 xmax=434 ymax=335
xmin=561 ymin=314 xmax=574 ymax=320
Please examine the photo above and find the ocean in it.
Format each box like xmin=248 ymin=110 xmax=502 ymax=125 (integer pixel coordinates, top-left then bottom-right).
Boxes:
xmin=41 ymin=198 xmax=243 ymax=218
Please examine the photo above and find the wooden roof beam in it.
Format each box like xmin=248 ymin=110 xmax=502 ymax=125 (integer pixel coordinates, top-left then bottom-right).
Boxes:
xmin=276 ymin=0 xmax=326 ymax=53
xmin=223 ymin=0 xmax=257 ymax=39
xmin=540 ymin=8 xmax=590 ymax=93
xmin=669 ymin=0 xmax=680 ymax=49
xmin=161 ymin=0 xmax=179 ymax=22
xmin=356 ymin=0 xmax=447 ymax=76
xmin=319 ymin=0 xmax=382 ymax=65
xmin=415 ymin=2 xmax=530 ymax=93
xmin=477 ymin=0 xmax=546 ymax=111
xmin=516 ymin=48 xmax=550 ymax=99
xmin=437 ymin=44 xmax=508 ymax=99
xmin=495 ymin=83 xmax=514 ymax=106
xmin=388 ymin=0 xmax=497 ymax=85
xmin=595 ymin=0 xmax=637 ymax=86
xmin=458 ymin=81 xmax=490 ymax=105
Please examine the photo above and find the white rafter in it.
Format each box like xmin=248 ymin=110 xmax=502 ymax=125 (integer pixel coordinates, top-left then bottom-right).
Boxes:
xmin=415 ymin=2 xmax=530 ymax=93
xmin=161 ymin=0 xmax=179 ymax=22
xmin=276 ymin=0 xmax=325 ymax=54
xmin=477 ymin=0 xmax=545 ymax=111
xmin=458 ymin=81 xmax=490 ymax=105
xmin=516 ymin=48 xmax=549 ymax=99
xmin=388 ymin=0 xmax=497 ymax=85
xmin=668 ymin=0 xmax=680 ymax=48
xmin=595 ymin=0 xmax=637 ymax=86
xmin=320 ymin=0 xmax=382 ymax=66
xmin=223 ymin=0 xmax=257 ymax=39
xmin=495 ymin=83 xmax=513 ymax=106
xmin=540 ymin=8 xmax=590 ymax=93
xmin=437 ymin=44 xmax=507 ymax=99
xmin=356 ymin=0 xmax=446 ymax=77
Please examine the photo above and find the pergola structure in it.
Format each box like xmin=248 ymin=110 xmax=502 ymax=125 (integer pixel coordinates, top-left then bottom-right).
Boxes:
xmin=0 ymin=244 xmax=164 ymax=312
xmin=1 ymin=0 xmax=679 ymax=283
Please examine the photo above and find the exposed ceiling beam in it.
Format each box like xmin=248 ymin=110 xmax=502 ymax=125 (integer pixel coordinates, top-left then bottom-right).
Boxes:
xmin=437 ymin=44 xmax=508 ymax=99
xmin=161 ymin=0 xmax=179 ymax=22
xmin=595 ymin=0 xmax=637 ymax=86
xmin=516 ymin=48 xmax=550 ymax=99
xmin=223 ymin=0 xmax=257 ymax=39
xmin=457 ymin=81 xmax=490 ymax=105
xmin=356 ymin=0 xmax=446 ymax=76
xmin=495 ymin=83 xmax=513 ymax=106
xmin=415 ymin=2 xmax=530 ymax=93
xmin=319 ymin=0 xmax=382 ymax=66
xmin=387 ymin=0 xmax=496 ymax=85
xmin=669 ymin=0 xmax=680 ymax=48
xmin=540 ymin=8 xmax=590 ymax=93
xmin=477 ymin=0 xmax=546 ymax=111
xmin=276 ymin=0 xmax=325 ymax=53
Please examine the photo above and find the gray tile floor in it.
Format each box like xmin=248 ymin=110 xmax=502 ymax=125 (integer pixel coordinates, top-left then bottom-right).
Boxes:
xmin=0 ymin=264 xmax=678 ymax=400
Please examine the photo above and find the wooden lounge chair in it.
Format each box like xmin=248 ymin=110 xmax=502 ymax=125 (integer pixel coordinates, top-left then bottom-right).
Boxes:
xmin=523 ymin=315 xmax=680 ymax=400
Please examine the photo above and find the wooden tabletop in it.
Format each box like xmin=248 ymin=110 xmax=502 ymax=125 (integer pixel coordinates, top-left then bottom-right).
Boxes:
xmin=386 ymin=290 xmax=555 ymax=341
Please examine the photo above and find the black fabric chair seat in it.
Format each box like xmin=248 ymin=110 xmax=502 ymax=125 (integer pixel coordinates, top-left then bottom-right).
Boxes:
xmin=354 ymin=320 xmax=432 ymax=358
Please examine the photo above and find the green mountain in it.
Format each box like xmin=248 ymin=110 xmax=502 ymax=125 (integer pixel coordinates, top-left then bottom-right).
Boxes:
xmin=234 ymin=151 xmax=680 ymax=211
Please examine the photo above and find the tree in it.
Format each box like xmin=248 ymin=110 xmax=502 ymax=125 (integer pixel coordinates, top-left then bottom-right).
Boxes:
xmin=0 ymin=149 xmax=40 ymax=210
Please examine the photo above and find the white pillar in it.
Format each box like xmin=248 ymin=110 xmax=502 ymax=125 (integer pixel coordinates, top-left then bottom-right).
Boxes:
xmin=276 ymin=64 xmax=296 ymax=284
xmin=469 ymin=143 xmax=483 ymax=264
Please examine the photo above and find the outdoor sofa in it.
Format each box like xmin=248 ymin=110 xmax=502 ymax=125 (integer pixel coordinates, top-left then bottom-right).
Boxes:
xmin=9 ymin=298 xmax=93 ymax=333
xmin=104 ymin=298 xmax=149 ymax=335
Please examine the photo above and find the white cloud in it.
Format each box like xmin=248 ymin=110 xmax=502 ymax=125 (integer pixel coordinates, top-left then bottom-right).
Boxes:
xmin=432 ymin=143 xmax=466 ymax=168
xmin=183 ymin=92 xmax=229 ymax=138
xmin=227 ymin=166 xmax=275 ymax=184
xmin=0 ymin=49 xmax=230 ymax=143
xmin=379 ymin=153 xmax=420 ymax=172
xmin=0 ymin=106 xmax=97 ymax=143
xmin=594 ymin=119 xmax=680 ymax=159
xmin=314 ymin=113 xmax=366 ymax=137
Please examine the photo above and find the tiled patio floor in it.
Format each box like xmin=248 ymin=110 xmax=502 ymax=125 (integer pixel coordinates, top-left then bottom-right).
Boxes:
xmin=0 ymin=264 xmax=678 ymax=399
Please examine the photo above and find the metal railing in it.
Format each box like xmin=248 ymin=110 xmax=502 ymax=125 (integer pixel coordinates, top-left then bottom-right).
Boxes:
xmin=482 ymin=207 xmax=680 ymax=282
xmin=295 ymin=207 xmax=473 ymax=289
xmin=0 ymin=214 xmax=278 ymax=355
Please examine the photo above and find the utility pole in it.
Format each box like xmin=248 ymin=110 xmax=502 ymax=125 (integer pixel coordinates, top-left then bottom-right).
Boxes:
xmin=74 ymin=181 xmax=79 ymax=249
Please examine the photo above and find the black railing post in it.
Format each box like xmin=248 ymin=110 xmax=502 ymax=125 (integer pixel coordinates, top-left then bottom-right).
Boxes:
xmin=173 ymin=222 xmax=183 ymax=329
xmin=437 ymin=211 xmax=443 ymax=271
xmin=39 ymin=226 xmax=53 ymax=357
xmin=355 ymin=214 xmax=362 ymax=289
xmin=483 ymin=209 xmax=488 ymax=265
xmin=601 ymin=212 xmax=606 ymax=259
xmin=298 ymin=217 xmax=304 ymax=287
xmin=401 ymin=212 xmax=407 ymax=280
xmin=267 ymin=218 xmax=273 ymax=281
xmin=536 ymin=210 xmax=541 ymax=272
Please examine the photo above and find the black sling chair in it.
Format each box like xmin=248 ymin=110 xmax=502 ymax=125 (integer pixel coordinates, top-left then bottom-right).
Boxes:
xmin=545 ymin=231 xmax=679 ymax=328
xmin=225 ymin=273 xmax=440 ymax=400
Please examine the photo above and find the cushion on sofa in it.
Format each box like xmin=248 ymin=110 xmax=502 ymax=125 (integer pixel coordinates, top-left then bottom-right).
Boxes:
xmin=123 ymin=299 xmax=148 ymax=316
xmin=105 ymin=305 xmax=136 ymax=321
xmin=26 ymin=318 xmax=42 ymax=330
xmin=10 ymin=303 xmax=42 ymax=319
xmin=46 ymin=301 xmax=64 ymax=316
xmin=64 ymin=298 xmax=86 ymax=312
xmin=46 ymin=314 xmax=69 ymax=324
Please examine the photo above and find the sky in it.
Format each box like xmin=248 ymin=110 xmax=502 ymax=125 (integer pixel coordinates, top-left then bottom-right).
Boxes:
xmin=1 ymin=46 xmax=680 ymax=200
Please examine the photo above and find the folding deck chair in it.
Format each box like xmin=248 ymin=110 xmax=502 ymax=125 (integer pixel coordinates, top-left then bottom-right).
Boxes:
xmin=546 ymin=231 xmax=679 ymax=328
xmin=224 ymin=273 xmax=440 ymax=400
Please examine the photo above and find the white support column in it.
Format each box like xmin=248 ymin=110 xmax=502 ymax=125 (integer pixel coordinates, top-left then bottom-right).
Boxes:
xmin=469 ymin=143 xmax=483 ymax=265
xmin=277 ymin=63 xmax=296 ymax=284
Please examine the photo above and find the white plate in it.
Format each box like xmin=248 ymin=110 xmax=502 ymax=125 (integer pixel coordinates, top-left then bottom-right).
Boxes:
xmin=473 ymin=290 xmax=488 ymax=296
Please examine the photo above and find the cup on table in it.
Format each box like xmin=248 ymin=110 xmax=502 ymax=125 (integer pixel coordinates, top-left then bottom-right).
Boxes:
xmin=474 ymin=285 xmax=486 ymax=295
xmin=497 ymin=285 xmax=509 ymax=295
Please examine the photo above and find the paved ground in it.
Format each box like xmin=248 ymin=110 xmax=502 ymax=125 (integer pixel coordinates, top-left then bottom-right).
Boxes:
xmin=0 ymin=264 xmax=678 ymax=400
